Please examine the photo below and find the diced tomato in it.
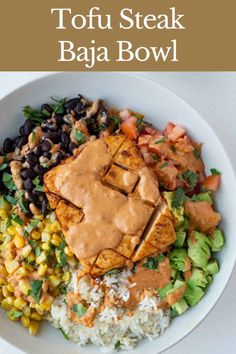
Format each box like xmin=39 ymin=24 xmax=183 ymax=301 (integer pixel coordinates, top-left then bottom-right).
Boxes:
xmin=168 ymin=126 xmax=186 ymax=142
xmin=119 ymin=109 xmax=132 ymax=121
xmin=163 ymin=122 xmax=175 ymax=137
xmin=204 ymin=175 xmax=221 ymax=191
xmin=141 ymin=126 xmax=157 ymax=135
xmin=120 ymin=116 xmax=138 ymax=140
xmin=137 ymin=135 xmax=152 ymax=148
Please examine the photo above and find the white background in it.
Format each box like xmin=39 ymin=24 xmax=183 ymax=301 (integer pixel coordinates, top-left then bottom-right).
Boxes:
xmin=0 ymin=72 xmax=235 ymax=354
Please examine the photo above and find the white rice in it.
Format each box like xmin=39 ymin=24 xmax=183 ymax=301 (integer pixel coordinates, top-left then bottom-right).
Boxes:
xmin=49 ymin=269 xmax=170 ymax=352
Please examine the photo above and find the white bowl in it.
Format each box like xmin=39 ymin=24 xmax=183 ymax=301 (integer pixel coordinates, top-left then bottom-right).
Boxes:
xmin=0 ymin=73 xmax=235 ymax=354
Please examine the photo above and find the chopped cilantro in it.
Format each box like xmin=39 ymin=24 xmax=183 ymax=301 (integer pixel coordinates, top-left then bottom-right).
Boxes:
xmin=210 ymin=168 xmax=221 ymax=175
xmin=35 ymin=247 xmax=41 ymax=257
xmin=115 ymin=340 xmax=121 ymax=350
xmin=0 ymin=163 xmax=8 ymax=171
xmin=111 ymin=115 xmax=121 ymax=129
xmin=2 ymin=172 xmax=16 ymax=191
xmin=11 ymin=214 xmax=23 ymax=225
xmin=41 ymin=108 xmax=51 ymax=117
xmin=50 ymin=97 xmax=66 ymax=114
xmin=73 ymin=129 xmax=86 ymax=144
xmin=5 ymin=195 xmax=17 ymax=205
xmin=59 ymin=328 xmax=69 ymax=340
xmin=32 ymin=177 xmax=40 ymax=186
xmin=72 ymin=303 xmax=87 ymax=318
xmin=58 ymin=240 xmax=66 ymax=250
xmin=25 ymin=219 xmax=40 ymax=234
xmin=59 ymin=284 xmax=67 ymax=295
xmin=29 ymin=239 xmax=37 ymax=248
xmin=60 ymin=251 xmax=67 ymax=266
xmin=172 ymin=187 xmax=185 ymax=209
xmin=8 ymin=309 xmax=23 ymax=319
xmin=152 ymin=154 xmax=158 ymax=161
xmin=136 ymin=117 xmax=144 ymax=132
xmin=159 ymin=161 xmax=168 ymax=169
xmin=17 ymin=192 xmax=28 ymax=213
xmin=193 ymin=148 xmax=201 ymax=160
xmin=143 ymin=255 xmax=165 ymax=270
xmin=28 ymin=280 xmax=43 ymax=303
xmin=34 ymin=184 xmax=44 ymax=192
xmin=155 ymin=137 xmax=166 ymax=144
xmin=182 ymin=170 xmax=198 ymax=188
xmin=23 ymin=105 xmax=44 ymax=124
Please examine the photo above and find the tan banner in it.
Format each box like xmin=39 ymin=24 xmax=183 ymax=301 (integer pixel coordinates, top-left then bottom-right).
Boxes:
xmin=0 ymin=0 xmax=235 ymax=70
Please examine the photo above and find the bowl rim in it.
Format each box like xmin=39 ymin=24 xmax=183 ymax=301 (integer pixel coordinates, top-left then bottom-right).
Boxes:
xmin=0 ymin=71 xmax=235 ymax=354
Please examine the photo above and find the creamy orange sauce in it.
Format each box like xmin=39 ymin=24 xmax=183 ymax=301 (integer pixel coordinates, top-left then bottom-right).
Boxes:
xmin=166 ymin=284 xmax=186 ymax=306
xmin=52 ymin=139 xmax=157 ymax=259
xmin=124 ymin=258 xmax=171 ymax=309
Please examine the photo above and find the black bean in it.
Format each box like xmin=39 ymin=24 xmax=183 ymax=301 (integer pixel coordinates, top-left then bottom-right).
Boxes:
xmin=41 ymin=199 xmax=48 ymax=215
xmin=23 ymin=119 xmax=34 ymax=136
xmin=42 ymin=118 xmax=57 ymax=132
xmin=23 ymin=178 xmax=33 ymax=190
xmin=41 ymin=139 xmax=52 ymax=152
xmin=56 ymin=151 xmax=64 ymax=164
xmin=33 ymin=145 xmax=42 ymax=157
xmin=42 ymin=132 xmax=60 ymax=143
xmin=61 ymin=132 xmax=70 ymax=146
xmin=3 ymin=138 xmax=13 ymax=154
xmin=17 ymin=136 xmax=28 ymax=149
xmin=27 ymin=191 xmax=38 ymax=203
xmin=19 ymin=126 xmax=26 ymax=136
xmin=21 ymin=168 xmax=36 ymax=180
xmin=65 ymin=97 xmax=83 ymax=115
xmin=55 ymin=114 xmax=64 ymax=126
xmin=26 ymin=152 xmax=38 ymax=167
xmin=68 ymin=142 xmax=77 ymax=154
xmin=34 ymin=165 xmax=45 ymax=176
xmin=41 ymin=103 xmax=53 ymax=116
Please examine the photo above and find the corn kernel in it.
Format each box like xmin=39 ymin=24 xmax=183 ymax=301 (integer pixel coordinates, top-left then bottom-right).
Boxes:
xmin=0 ymin=276 xmax=7 ymax=285
xmin=29 ymin=321 xmax=40 ymax=335
xmin=0 ymin=289 xmax=3 ymax=302
xmin=7 ymin=308 xmax=21 ymax=321
xmin=19 ymin=279 xmax=31 ymax=295
xmin=14 ymin=297 xmax=27 ymax=310
xmin=49 ymin=275 xmax=61 ymax=289
xmin=2 ymin=285 xmax=10 ymax=298
xmin=22 ymin=305 xmax=31 ymax=317
xmin=1 ymin=297 xmax=14 ymax=310
xmin=0 ymin=209 xmax=7 ymax=219
xmin=50 ymin=222 xmax=60 ymax=233
xmin=36 ymin=251 xmax=47 ymax=264
xmin=67 ymin=256 xmax=77 ymax=267
xmin=0 ymin=265 xmax=8 ymax=277
xmin=40 ymin=294 xmax=53 ymax=311
xmin=64 ymin=246 xmax=74 ymax=257
xmin=38 ymin=263 xmax=48 ymax=276
xmin=51 ymin=234 xmax=63 ymax=247
xmin=23 ymin=263 xmax=34 ymax=272
xmin=13 ymin=234 xmax=25 ymax=249
xmin=7 ymin=226 xmax=16 ymax=236
xmin=30 ymin=311 xmax=42 ymax=321
xmin=32 ymin=231 xmax=41 ymax=240
xmin=15 ymin=225 xmax=24 ymax=236
xmin=35 ymin=214 xmax=44 ymax=220
xmin=15 ymin=266 xmax=27 ymax=278
xmin=28 ymin=252 xmax=35 ymax=263
xmin=21 ymin=245 xmax=32 ymax=258
xmin=35 ymin=304 xmax=45 ymax=315
xmin=6 ymin=284 xmax=14 ymax=293
xmin=51 ymin=288 xmax=60 ymax=297
xmin=41 ymin=231 xmax=51 ymax=242
xmin=5 ymin=260 xmax=20 ymax=274
xmin=21 ymin=315 xmax=30 ymax=328
xmin=62 ymin=271 xmax=71 ymax=283
xmin=42 ymin=242 xmax=50 ymax=251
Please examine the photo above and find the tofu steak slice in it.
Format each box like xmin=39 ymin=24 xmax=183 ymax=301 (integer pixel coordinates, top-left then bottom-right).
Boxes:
xmin=44 ymin=135 xmax=176 ymax=276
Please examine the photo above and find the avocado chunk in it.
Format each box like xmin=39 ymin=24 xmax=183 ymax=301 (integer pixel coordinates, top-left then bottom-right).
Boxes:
xmin=158 ymin=283 xmax=173 ymax=300
xmin=169 ymin=249 xmax=187 ymax=272
xmin=205 ymin=259 xmax=219 ymax=275
xmin=210 ymin=228 xmax=224 ymax=252
xmin=187 ymin=268 xmax=208 ymax=288
xmin=184 ymin=284 xmax=205 ymax=306
xmin=173 ymin=231 xmax=186 ymax=248
xmin=187 ymin=232 xmax=211 ymax=269
xmin=171 ymin=298 xmax=188 ymax=315
xmin=162 ymin=191 xmax=184 ymax=229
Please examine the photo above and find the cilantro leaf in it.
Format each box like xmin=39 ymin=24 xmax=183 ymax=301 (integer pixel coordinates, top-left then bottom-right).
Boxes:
xmin=59 ymin=284 xmax=67 ymax=295
xmin=32 ymin=177 xmax=40 ymax=186
xmin=193 ymin=148 xmax=201 ymax=160
xmin=60 ymin=251 xmax=67 ymax=266
xmin=59 ymin=328 xmax=69 ymax=340
xmin=210 ymin=168 xmax=221 ymax=175
xmin=152 ymin=154 xmax=158 ymax=161
xmin=23 ymin=105 xmax=44 ymax=124
xmin=58 ymin=240 xmax=66 ymax=250
xmin=11 ymin=214 xmax=23 ymax=225
xmin=34 ymin=184 xmax=44 ymax=192
xmin=28 ymin=239 xmax=38 ymax=248
xmin=143 ymin=255 xmax=165 ymax=270
xmin=155 ymin=137 xmax=166 ymax=144
xmin=111 ymin=115 xmax=121 ymax=129
xmin=17 ymin=192 xmax=28 ymax=213
xmin=35 ymin=247 xmax=41 ymax=257
xmin=8 ymin=309 xmax=23 ymax=319
xmin=2 ymin=172 xmax=16 ymax=191
xmin=159 ymin=161 xmax=168 ymax=169
xmin=73 ymin=129 xmax=86 ymax=144
xmin=50 ymin=97 xmax=66 ymax=114
xmin=72 ymin=303 xmax=87 ymax=318
xmin=25 ymin=219 xmax=40 ymax=234
xmin=172 ymin=187 xmax=185 ymax=209
xmin=182 ymin=170 xmax=198 ymax=188
xmin=5 ymin=195 xmax=17 ymax=205
xmin=28 ymin=280 xmax=43 ymax=303
xmin=115 ymin=341 xmax=121 ymax=350
xmin=0 ymin=163 xmax=8 ymax=171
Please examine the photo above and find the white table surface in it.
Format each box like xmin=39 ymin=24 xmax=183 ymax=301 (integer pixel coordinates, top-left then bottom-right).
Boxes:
xmin=0 ymin=72 xmax=235 ymax=354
